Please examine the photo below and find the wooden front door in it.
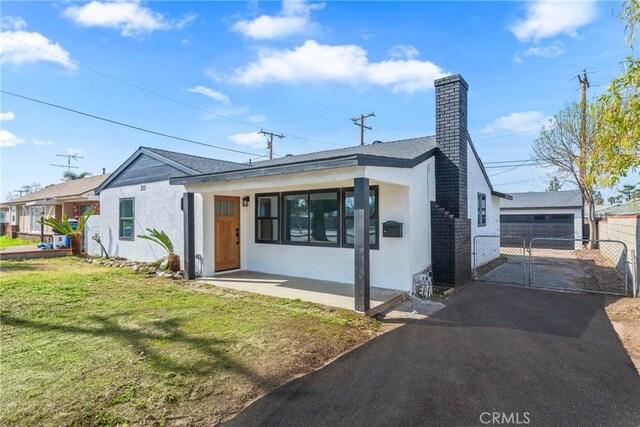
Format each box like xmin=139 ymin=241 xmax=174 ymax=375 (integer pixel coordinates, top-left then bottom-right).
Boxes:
xmin=214 ymin=196 xmax=240 ymax=271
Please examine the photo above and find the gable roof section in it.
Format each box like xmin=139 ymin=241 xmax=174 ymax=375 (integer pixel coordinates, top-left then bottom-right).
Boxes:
xmin=6 ymin=174 xmax=110 ymax=205
xmin=95 ymin=147 xmax=247 ymax=194
xmin=466 ymin=134 xmax=511 ymax=200
xmin=501 ymin=190 xmax=583 ymax=210
xmin=171 ymin=137 xmax=438 ymax=185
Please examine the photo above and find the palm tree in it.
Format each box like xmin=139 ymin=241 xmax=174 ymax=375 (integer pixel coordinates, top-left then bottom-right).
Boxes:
xmin=40 ymin=210 xmax=93 ymax=256
xmin=137 ymin=228 xmax=181 ymax=272
xmin=63 ymin=170 xmax=92 ymax=181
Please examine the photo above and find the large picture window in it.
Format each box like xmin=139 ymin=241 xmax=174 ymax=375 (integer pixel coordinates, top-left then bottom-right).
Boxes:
xmin=255 ymin=186 xmax=378 ymax=249
xmin=119 ymin=198 xmax=135 ymax=240
xmin=342 ymin=186 xmax=379 ymax=249
xmin=256 ymin=194 xmax=279 ymax=243
xmin=478 ymin=193 xmax=487 ymax=227
xmin=282 ymin=190 xmax=339 ymax=246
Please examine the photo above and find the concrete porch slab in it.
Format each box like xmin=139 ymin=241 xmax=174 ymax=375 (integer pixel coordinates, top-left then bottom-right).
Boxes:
xmin=197 ymin=270 xmax=405 ymax=316
xmin=0 ymin=246 xmax=71 ymax=260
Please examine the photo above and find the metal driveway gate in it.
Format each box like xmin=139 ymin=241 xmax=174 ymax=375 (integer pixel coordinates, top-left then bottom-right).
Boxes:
xmin=529 ymin=238 xmax=631 ymax=296
xmin=473 ymin=235 xmax=526 ymax=285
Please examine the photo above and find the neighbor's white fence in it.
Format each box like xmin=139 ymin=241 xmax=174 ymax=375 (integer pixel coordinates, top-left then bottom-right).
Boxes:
xmin=598 ymin=215 xmax=640 ymax=294
xmin=84 ymin=215 xmax=103 ymax=257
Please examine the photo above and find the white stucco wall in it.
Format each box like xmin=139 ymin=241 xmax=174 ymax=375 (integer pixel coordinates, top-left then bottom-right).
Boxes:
xmin=186 ymin=160 xmax=435 ymax=293
xmin=467 ymin=143 xmax=501 ymax=267
xmin=99 ymin=180 xmax=203 ymax=271
xmin=84 ymin=215 xmax=102 ymax=256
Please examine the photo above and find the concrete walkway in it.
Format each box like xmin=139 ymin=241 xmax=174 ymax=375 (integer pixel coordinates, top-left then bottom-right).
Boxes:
xmin=198 ymin=271 xmax=405 ymax=315
xmin=0 ymin=245 xmax=71 ymax=260
xmin=225 ymin=282 xmax=640 ymax=427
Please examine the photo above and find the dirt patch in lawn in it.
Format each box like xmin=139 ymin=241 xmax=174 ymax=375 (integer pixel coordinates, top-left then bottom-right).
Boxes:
xmin=0 ymin=258 xmax=383 ymax=426
xmin=605 ymin=297 xmax=640 ymax=375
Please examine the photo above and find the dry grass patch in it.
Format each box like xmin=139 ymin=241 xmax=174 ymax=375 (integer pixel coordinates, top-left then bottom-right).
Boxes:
xmin=606 ymin=296 xmax=640 ymax=375
xmin=0 ymin=258 xmax=381 ymax=426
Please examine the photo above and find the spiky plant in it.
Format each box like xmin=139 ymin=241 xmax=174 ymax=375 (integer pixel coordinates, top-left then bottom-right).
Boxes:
xmin=137 ymin=228 xmax=180 ymax=272
xmin=40 ymin=210 xmax=93 ymax=255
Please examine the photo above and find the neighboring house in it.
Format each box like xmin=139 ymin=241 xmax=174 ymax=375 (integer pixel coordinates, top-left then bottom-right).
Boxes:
xmin=169 ymin=74 xmax=509 ymax=303
xmin=0 ymin=205 xmax=9 ymax=236
xmin=3 ymin=175 xmax=109 ymax=249
xmin=596 ymin=199 xmax=640 ymax=217
xmin=94 ymin=147 xmax=246 ymax=272
xmin=500 ymin=190 xmax=583 ymax=249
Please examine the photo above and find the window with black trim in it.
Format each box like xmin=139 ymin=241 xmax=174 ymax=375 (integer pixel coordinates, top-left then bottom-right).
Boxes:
xmin=256 ymin=194 xmax=279 ymax=243
xmin=119 ymin=198 xmax=135 ymax=240
xmin=478 ymin=193 xmax=486 ymax=227
xmin=343 ymin=186 xmax=379 ymax=249
xmin=282 ymin=190 xmax=340 ymax=246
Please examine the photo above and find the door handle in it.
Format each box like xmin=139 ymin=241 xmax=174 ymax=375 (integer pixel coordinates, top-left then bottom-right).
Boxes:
xmin=236 ymin=228 xmax=239 ymax=244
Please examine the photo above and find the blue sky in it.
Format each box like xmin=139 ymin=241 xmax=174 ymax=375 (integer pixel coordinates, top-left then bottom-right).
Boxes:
xmin=1 ymin=0 xmax=637 ymax=200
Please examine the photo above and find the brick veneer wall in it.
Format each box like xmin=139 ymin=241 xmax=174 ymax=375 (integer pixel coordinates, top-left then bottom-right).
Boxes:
xmin=68 ymin=201 xmax=101 ymax=217
xmin=431 ymin=74 xmax=472 ymax=287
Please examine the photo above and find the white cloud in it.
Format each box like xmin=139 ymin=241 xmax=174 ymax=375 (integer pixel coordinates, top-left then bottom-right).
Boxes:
xmin=510 ymin=0 xmax=598 ymax=42
xmin=0 ymin=130 xmax=25 ymax=148
xmin=482 ymin=111 xmax=549 ymax=134
xmin=248 ymin=114 xmax=267 ymax=123
xmin=220 ymin=40 xmax=448 ymax=94
xmin=232 ymin=0 xmax=324 ymax=40
xmin=0 ymin=17 xmax=75 ymax=68
xmin=229 ymin=132 xmax=267 ymax=149
xmin=33 ymin=139 xmax=53 ymax=146
xmin=389 ymin=44 xmax=419 ymax=60
xmin=186 ymin=85 xmax=230 ymax=104
xmin=524 ymin=42 xmax=564 ymax=58
xmin=63 ymin=1 xmax=196 ymax=37
xmin=66 ymin=147 xmax=83 ymax=156
xmin=0 ymin=111 xmax=15 ymax=121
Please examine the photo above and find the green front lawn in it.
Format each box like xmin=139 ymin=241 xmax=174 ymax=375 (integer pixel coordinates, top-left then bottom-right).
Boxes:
xmin=0 ymin=235 xmax=36 ymax=251
xmin=0 ymin=258 xmax=381 ymax=426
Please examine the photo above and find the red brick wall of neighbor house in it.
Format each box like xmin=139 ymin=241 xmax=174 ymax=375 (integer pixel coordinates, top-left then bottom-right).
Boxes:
xmin=16 ymin=232 xmax=52 ymax=243
xmin=68 ymin=201 xmax=100 ymax=217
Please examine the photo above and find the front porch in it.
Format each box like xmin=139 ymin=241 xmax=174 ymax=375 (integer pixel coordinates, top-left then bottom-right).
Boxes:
xmin=198 ymin=270 xmax=406 ymax=317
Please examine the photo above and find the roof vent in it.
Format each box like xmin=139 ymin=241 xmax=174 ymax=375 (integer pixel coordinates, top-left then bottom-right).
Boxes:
xmin=372 ymin=140 xmax=383 ymax=145
xmin=285 ymin=154 xmax=294 ymax=157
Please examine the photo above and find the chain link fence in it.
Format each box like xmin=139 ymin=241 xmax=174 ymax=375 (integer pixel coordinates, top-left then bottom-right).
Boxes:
xmin=528 ymin=238 xmax=630 ymax=296
xmin=473 ymin=235 xmax=526 ymax=285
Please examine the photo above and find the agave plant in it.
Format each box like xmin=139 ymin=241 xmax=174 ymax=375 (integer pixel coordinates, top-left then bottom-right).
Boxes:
xmin=40 ymin=210 xmax=93 ymax=256
xmin=137 ymin=228 xmax=180 ymax=272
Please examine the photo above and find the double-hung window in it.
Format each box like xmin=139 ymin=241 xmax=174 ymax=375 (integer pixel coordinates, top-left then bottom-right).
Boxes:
xmin=256 ymin=194 xmax=279 ymax=243
xmin=477 ymin=193 xmax=487 ymax=227
xmin=342 ymin=186 xmax=379 ymax=249
xmin=282 ymin=190 xmax=340 ymax=246
xmin=119 ymin=198 xmax=135 ymax=240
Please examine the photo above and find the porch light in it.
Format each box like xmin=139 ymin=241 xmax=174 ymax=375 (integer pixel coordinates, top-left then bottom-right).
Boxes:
xmin=242 ymin=196 xmax=250 ymax=207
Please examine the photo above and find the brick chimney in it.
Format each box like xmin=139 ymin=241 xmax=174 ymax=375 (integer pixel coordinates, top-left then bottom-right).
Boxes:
xmin=435 ymin=74 xmax=468 ymax=219
xmin=431 ymin=74 xmax=472 ymax=287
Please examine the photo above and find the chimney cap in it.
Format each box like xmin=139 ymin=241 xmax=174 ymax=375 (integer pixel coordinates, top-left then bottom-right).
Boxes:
xmin=434 ymin=74 xmax=468 ymax=90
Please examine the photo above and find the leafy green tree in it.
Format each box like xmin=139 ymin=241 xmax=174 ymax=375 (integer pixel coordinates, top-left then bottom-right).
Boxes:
xmin=619 ymin=183 xmax=639 ymax=201
xmin=593 ymin=190 xmax=604 ymax=205
xmin=608 ymin=195 xmax=624 ymax=205
xmin=595 ymin=1 xmax=640 ymax=182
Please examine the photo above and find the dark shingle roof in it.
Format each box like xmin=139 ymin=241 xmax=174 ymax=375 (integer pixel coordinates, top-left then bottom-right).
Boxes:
xmin=252 ymin=136 xmax=436 ymax=168
xmin=501 ymin=190 xmax=582 ymax=209
xmin=142 ymin=147 xmax=246 ymax=174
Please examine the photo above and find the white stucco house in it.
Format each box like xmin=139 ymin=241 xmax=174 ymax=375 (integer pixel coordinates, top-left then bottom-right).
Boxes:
xmin=93 ymin=74 xmax=509 ymax=311
xmin=165 ymin=74 xmax=509 ymax=311
xmin=500 ymin=190 xmax=583 ymax=250
xmin=94 ymin=147 xmax=247 ymax=275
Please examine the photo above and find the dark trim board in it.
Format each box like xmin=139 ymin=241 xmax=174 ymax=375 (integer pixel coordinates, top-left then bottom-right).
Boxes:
xmin=170 ymin=149 xmax=437 ymax=186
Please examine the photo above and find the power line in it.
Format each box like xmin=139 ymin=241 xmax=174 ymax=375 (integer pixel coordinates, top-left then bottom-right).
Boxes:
xmin=0 ymin=33 xmax=347 ymax=149
xmin=1 ymin=90 xmax=268 ymax=159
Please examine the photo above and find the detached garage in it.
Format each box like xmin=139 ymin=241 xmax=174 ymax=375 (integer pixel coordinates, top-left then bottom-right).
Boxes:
xmin=500 ymin=190 xmax=583 ymax=250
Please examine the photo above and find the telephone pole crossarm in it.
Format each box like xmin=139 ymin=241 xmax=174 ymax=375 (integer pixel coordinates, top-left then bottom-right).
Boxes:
xmin=351 ymin=112 xmax=375 ymax=146
xmin=258 ymin=130 xmax=285 ymax=160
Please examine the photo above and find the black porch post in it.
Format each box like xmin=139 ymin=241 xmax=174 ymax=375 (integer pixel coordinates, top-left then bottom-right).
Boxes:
xmin=354 ymin=177 xmax=370 ymax=312
xmin=183 ymin=192 xmax=196 ymax=280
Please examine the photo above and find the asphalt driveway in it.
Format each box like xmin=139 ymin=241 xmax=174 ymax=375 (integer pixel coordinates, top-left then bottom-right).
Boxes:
xmin=225 ymin=283 xmax=640 ymax=427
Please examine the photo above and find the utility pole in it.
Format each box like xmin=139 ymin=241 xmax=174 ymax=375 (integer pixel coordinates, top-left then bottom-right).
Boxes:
xmin=258 ymin=130 xmax=285 ymax=160
xmin=13 ymin=189 xmax=28 ymax=197
xmin=51 ymin=153 xmax=83 ymax=179
xmin=578 ymin=69 xmax=597 ymax=247
xmin=351 ymin=112 xmax=375 ymax=146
